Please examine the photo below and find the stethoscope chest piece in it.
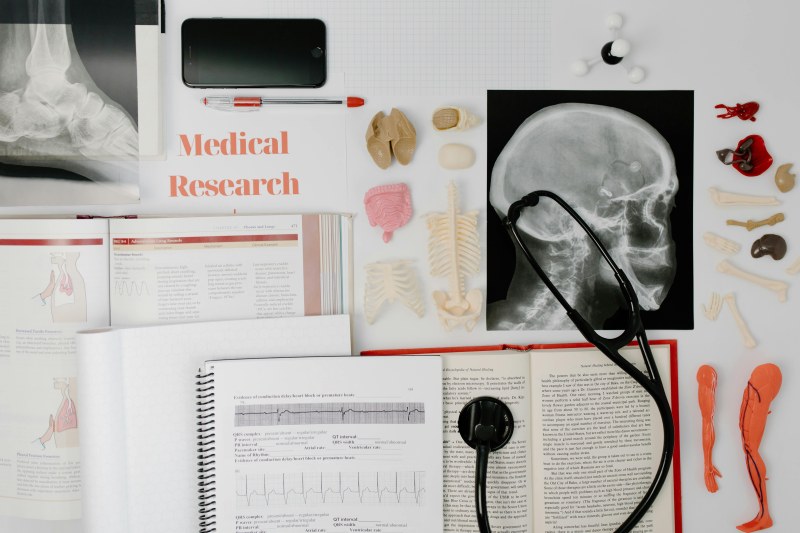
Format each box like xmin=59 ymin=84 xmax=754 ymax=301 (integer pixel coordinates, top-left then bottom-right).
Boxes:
xmin=458 ymin=396 xmax=514 ymax=451
xmin=458 ymin=397 xmax=514 ymax=533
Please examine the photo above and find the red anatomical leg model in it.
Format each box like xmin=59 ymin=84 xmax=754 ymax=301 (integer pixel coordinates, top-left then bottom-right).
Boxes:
xmin=697 ymin=365 xmax=721 ymax=492
xmin=737 ymin=363 xmax=782 ymax=532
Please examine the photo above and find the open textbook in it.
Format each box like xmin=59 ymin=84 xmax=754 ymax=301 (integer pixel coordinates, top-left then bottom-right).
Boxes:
xmin=364 ymin=342 xmax=682 ymax=533
xmin=0 ymin=215 xmax=350 ymax=520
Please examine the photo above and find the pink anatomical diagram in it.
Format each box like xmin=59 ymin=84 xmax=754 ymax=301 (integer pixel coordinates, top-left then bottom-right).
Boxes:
xmin=36 ymin=377 xmax=79 ymax=449
xmin=697 ymin=364 xmax=721 ymax=493
xmin=738 ymin=363 xmax=782 ymax=532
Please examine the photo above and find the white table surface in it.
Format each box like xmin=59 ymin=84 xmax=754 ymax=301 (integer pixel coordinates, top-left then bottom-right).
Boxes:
xmin=3 ymin=0 xmax=800 ymax=532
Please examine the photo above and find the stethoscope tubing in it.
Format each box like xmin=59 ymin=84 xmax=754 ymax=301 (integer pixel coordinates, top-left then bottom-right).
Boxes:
xmin=503 ymin=190 xmax=675 ymax=533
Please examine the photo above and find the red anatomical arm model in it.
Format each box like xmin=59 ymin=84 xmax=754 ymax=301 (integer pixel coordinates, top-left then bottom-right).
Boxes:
xmin=737 ymin=363 xmax=782 ymax=532
xmin=697 ymin=365 xmax=721 ymax=492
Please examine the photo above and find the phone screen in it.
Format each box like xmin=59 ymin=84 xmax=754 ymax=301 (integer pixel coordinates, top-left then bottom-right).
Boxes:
xmin=181 ymin=18 xmax=326 ymax=88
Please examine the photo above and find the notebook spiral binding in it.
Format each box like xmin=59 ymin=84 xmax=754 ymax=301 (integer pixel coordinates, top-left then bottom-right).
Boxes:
xmin=196 ymin=370 xmax=216 ymax=533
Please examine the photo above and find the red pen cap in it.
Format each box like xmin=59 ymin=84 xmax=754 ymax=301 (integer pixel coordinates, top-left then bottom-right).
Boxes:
xmin=347 ymin=96 xmax=365 ymax=108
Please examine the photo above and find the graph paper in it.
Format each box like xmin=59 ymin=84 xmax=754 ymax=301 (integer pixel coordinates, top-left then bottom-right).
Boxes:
xmin=256 ymin=0 xmax=551 ymax=95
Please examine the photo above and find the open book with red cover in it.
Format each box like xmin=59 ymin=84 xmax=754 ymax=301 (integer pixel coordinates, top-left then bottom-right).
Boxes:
xmin=363 ymin=340 xmax=682 ymax=533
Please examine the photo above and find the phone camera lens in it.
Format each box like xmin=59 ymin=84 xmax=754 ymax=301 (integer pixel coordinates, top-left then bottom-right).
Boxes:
xmin=311 ymin=46 xmax=324 ymax=59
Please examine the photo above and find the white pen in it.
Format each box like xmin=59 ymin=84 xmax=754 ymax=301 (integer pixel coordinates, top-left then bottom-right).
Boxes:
xmin=202 ymin=96 xmax=365 ymax=110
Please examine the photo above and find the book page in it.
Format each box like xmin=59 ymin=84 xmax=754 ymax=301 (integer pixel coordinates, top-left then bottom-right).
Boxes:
xmin=211 ymin=356 xmax=443 ymax=533
xmin=0 ymin=219 xmax=109 ymax=520
xmin=531 ymin=344 xmax=675 ymax=533
xmin=109 ymin=214 xmax=346 ymax=326
xmin=442 ymin=352 xmax=533 ymax=532
xmin=76 ymin=315 xmax=351 ymax=533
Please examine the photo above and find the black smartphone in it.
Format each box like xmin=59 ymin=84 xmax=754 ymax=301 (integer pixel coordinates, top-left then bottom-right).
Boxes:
xmin=181 ymin=18 xmax=327 ymax=88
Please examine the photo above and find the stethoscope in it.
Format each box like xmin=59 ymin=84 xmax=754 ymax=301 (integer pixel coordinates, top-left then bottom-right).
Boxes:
xmin=458 ymin=190 xmax=675 ymax=533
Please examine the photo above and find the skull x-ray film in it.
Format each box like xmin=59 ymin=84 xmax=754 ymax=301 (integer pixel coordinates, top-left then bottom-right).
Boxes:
xmin=487 ymin=91 xmax=694 ymax=331
xmin=0 ymin=0 xmax=160 ymax=205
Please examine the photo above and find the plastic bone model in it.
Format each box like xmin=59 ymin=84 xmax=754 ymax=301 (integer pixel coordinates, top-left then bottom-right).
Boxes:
xmin=364 ymin=183 xmax=413 ymax=243
xmin=426 ymin=181 xmax=482 ymax=331
xmin=363 ymin=260 xmax=424 ymax=324
xmin=571 ymin=13 xmax=646 ymax=83
xmin=738 ymin=363 xmax=782 ymax=533
xmin=697 ymin=365 xmax=721 ymax=493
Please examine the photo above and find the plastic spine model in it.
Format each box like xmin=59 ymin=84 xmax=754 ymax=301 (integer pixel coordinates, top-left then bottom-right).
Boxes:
xmin=426 ymin=181 xmax=483 ymax=331
xmin=196 ymin=370 xmax=217 ymax=533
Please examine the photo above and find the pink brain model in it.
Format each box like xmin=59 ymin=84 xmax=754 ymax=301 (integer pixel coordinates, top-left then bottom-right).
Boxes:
xmin=364 ymin=183 xmax=413 ymax=243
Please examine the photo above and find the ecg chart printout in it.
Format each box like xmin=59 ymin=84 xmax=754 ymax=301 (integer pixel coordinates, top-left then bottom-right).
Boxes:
xmin=208 ymin=356 xmax=443 ymax=533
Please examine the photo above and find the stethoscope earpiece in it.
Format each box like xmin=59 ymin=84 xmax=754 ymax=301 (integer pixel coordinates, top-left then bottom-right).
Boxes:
xmin=458 ymin=397 xmax=514 ymax=533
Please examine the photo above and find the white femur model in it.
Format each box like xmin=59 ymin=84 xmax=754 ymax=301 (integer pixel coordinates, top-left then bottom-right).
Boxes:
xmin=426 ymin=181 xmax=482 ymax=332
xmin=489 ymin=103 xmax=679 ymax=330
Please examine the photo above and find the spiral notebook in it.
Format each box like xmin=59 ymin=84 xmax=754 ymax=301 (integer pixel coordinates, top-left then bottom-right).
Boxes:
xmin=77 ymin=315 xmax=353 ymax=533
xmin=196 ymin=356 xmax=443 ymax=533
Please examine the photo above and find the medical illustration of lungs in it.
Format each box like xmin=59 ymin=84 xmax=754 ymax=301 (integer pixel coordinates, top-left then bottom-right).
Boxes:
xmin=34 ymin=377 xmax=79 ymax=450
xmin=488 ymin=100 xmax=683 ymax=330
xmin=36 ymin=252 xmax=87 ymax=323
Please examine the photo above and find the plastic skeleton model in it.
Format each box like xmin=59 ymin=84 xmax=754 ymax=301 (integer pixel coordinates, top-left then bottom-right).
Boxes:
xmin=571 ymin=13 xmax=646 ymax=83
xmin=703 ymin=232 xmax=741 ymax=255
xmin=432 ymin=107 xmax=480 ymax=131
xmin=363 ymin=260 xmax=424 ymax=324
xmin=787 ymin=257 xmax=800 ymax=276
xmin=738 ymin=363 xmax=782 ymax=532
xmin=774 ymin=163 xmax=796 ymax=193
xmin=726 ymin=213 xmax=785 ymax=232
xmin=364 ymin=183 xmax=413 ymax=243
xmin=426 ymin=181 xmax=482 ymax=332
xmin=702 ymin=292 xmax=722 ymax=321
xmin=723 ymin=292 xmax=757 ymax=349
xmin=365 ymin=108 xmax=417 ymax=168
xmin=715 ymin=102 xmax=760 ymax=122
xmin=709 ymin=187 xmax=780 ymax=207
xmin=717 ymin=260 xmax=789 ymax=302
xmin=716 ymin=135 xmax=773 ymax=177
xmin=697 ymin=365 xmax=721 ymax=493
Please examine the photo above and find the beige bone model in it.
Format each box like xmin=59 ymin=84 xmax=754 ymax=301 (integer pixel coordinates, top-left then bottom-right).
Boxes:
xmin=717 ymin=260 xmax=789 ymax=302
xmin=724 ymin=292 xmax=757 ymax=348
xmin=703 ymin=232 xmax=741 ymax=255
xmin=726 ymin=213 xmax=785 ymax=231
xmin=426 ymin=181 xmax=482 ymax=332
xmin=703 ymin=292 xmax=723 ymax=321
xmin=363 ymin=260 xmax=425 ymax=324
xmin=708 ymin=187 xmax=780 ymax=207
xmin=787 ymin=258 xmax=800 ymax=276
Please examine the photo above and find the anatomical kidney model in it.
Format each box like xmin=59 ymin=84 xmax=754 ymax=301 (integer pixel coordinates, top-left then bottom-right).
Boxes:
xmin=426 ymin=181 xmax=482 ymax=331
xmin=738 ymin=363 xmax=782 ymax=533
xmin=697 ymin=365 xmax=721 ymax=493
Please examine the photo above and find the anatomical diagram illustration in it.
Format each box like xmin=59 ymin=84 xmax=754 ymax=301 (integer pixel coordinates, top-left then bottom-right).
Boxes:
xmin=0 ymin=0 xmax=138 ymax=186
xmin=738 ymin=363 xmax=782 ymax=533
xmin=35 ymin=377 xmax=78 ymax=449
xmin=36 ymin=251 xmax=87 ymax=323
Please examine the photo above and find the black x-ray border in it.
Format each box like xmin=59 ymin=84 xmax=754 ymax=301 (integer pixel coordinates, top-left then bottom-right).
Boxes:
xmin=487 ymin=90 xmax=694 ymax=331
